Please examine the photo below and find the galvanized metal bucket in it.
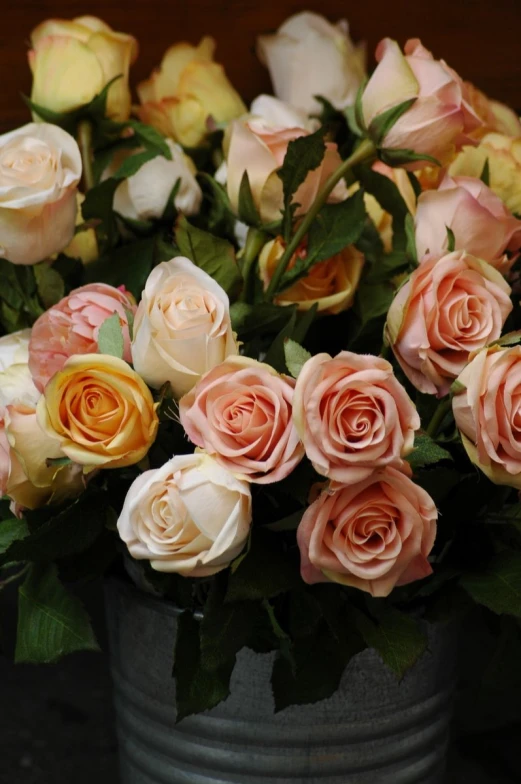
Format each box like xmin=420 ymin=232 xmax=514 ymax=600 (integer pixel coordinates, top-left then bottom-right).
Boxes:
xmin=105 ymin=578 xmax=457 ymax=784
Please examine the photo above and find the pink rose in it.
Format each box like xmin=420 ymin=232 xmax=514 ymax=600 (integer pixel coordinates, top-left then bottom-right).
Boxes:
xmin=385 ymin=251 xmax=512 ymax=397
xmin=415 ymin=174 xmax=521 ymax=273
xmin=297 ymin=466 xmax=437 ymax=597
xmin=226 ymin=118 xmax=348 ymax=223
xmin=293 ymin=351 xmax=419 ymax=483
xmin=453 ymin=344 xmax=521 ymax=489
xmin=29 ymin=283 xmax=136 ymax=391
xmin=362 ymin=38 xmax=481 ymax=167
xmin=179 ymin=356 xmax=304 ymax=484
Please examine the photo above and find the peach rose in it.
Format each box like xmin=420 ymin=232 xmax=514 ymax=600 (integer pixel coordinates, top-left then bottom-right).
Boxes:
xmin=256 ymin=11 xmax=366 ymax=114
xmin=179 ymin=356 xmax=304 ymax=484
xmin=131 ymin=257 xmax=238 ymax=398
xmin=385 ymin=251 xmax=512 ymax=397
xmin=0 ymin=123 xmax=81 ymax=265
xmin=0 ymin=361 xmax=83 ymax=510
xmin=362 ymin=38 xmax=481 ymax=167
xmin=225 ymin=118 xmax=349 ymax=223
xmin=37 ymin=354 xmax=158 ymax=469
xmin=117 ymin=452 xmax=252 ymax=576
xmin=258 ymin=237 xmax=364 ymax=314
xmin=137 ymin=37 xmax=246 ymax=147
xmin=297 ymin=466 xmax=437 ymax=597
xmin=293 ymin=351 xmax=419 ymax=483
xmin=29 ymin=16 xmax=138 ymax=120
xmin=463 ymin=82 xmax=521 ymax=138
xmin=415 ymin=173 xmax=521 ymax=273
xmin=449 ymin=134 xmax=521 ymax=216
xmin=453 ymin=344 xmax=521 ymax=489
xmin=29 ymin=283 xmax=136 ymax=392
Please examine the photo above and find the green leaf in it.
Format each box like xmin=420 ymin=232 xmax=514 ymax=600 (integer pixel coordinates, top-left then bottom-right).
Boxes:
xmin=353 ymin=81 xmax=367 ymax=135
xmin=15 ymin=563 xmax=99 ymax=664
xmin=480 ymin=158 xmax=490 ymax=187
xmin=82 ymin=235 xmax=157 ymax=299
xmin=446 ymin=226 xmax=456 ymax=253
xmin=265 ymin=510 xmax=305 ymax=532
xmin=226 ymin=529 xmax=301 ymax=603
xmin=284 ymin=338 xmax=311 ymax=379
xmin=82 ymin=177 xmax=120 ymax=245
xmin=238 ymin=171 xmax=261 ymax=226
xmin=22 ymin=95 xmax=77 ymax=133
xmin=405 ymin=213 xmax=418 ymax=263
xmin=407 ymin=432 xmax=453 ymax=470
xmin=278 ymin=127 xmax=327 ymax=240
xmin=353 ymin=279 xmax=394 ymax=326
xmin=175 ymin=215 xmax=242 ymax=297
xmin=379 ymin=148 xmax=441 ymax=168
xmin=230 ymin=301 xmax=296 ymax=340
xmin=368 ymin=98 xmax=417 ymax=146
xmin=197 ymin=172 xmax=236 ymax=238
xmin=264 ymin=305 xmax=318 ymax=374
xmin=356 ymin=601 xmax=428 ymax=678
xmin=97 ymin=313 xmax=124 ymax=358
xmin=0 ymin=518 xmax=29 ymax=555
xmin=461 ymin=551 xmax=521 ymax=617
xmin=355 ymin=165 xmax=411 ymax=252
xmin=173 ymin=610 xmax=233 ymax=721
xmin=33 ymin=263 xmax=65 ymax=309
xmin=126 ymin=120 xmax=171 ymax=158
xmin=406 ymin=171 xmax=422 ymax=200
xmin=113 ymin=149 xmax=162 ymax=179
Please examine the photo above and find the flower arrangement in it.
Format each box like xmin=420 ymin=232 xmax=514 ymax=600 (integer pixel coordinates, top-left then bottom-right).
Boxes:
xmin=2 ymin=10 xmax=521 ymax=720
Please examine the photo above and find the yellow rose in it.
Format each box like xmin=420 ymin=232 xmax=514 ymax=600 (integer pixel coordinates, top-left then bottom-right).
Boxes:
xmin=449 ymin=133 xmax=521 ymax=216
xmin=259 ymin=238 xmax=364 ymax=315
xmin=29 ymin=16 xmax=138 ymax=120
xmin=37 ymin=354 xmax=159 ymax=469
xmin=137 ymin=37 xmax=246 ymax=147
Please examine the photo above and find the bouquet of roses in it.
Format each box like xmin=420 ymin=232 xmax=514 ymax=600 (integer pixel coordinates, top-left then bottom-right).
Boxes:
xmin=2 ymin=11 xmax=521 ymax=719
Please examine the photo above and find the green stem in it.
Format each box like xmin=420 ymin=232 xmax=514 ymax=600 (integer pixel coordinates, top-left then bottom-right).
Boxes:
xmin=0 ymin=564 xmax=29 ymax=590
xmin=239 ymin=227 xmax=268 ymax=303
xmin=426 ymin=398 xmax=453 ymax=438
xmin=77 ymin=119 xmax=95 ymax=192
xmin=265 ymin=138 xmax=377 ymax=301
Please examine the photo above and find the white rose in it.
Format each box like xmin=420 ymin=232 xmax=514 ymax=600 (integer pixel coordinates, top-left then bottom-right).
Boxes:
xmin=0 ymin=330 xmax=31 ymax=372
xmin=0 ymin=363 xmax=40 ymax=408
xmin=132 ymin=256 xmax=238 ymax=397
xmin=117 ymin=452 xmax=252 ymax=576
xmin=113 ymin=140 xmax=203 ymax=222
xmin=256 ymin=11 xmax=366 ymax=115
xmin=0 ymin=123 xmax=82 ymax=265
xmin=250 ymin=94 xmax=316 ymax=130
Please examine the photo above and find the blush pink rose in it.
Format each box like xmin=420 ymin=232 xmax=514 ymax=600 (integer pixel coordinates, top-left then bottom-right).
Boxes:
xmin=453 ymin=344 xmax=521 ymax=489
xmin=29 ymin=283 xmax=136 ymax=391
xmin=385 ymin=251 xmax=512 ymax=397
xmin=179 ymin=356 xmax=304 ymax=484
xmin=362 ymin=38 xmax=481 ymax=167
xmin=415 ymin=173 xmax=521 ymax=273
xmin=293 ymin=351 xmax=420 ymax=483
xmin=226 ymin=118 xmax=349 ymax=223
xmin=297 ymin=466 xmax=438 ymax=597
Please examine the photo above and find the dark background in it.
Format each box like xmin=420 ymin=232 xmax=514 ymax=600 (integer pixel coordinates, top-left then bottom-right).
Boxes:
xmin=1 ymin=0 xmax=521 ymax=132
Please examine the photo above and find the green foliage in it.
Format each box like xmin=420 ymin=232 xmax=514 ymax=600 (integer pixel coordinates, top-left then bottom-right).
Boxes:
xmin=97 ymin=313 xmax=124 ymax=358
xmin=226 ymin=529 xmax=301 ymax=603
xmin=238 ymin=171 xmax=262 ymax=226
xmin=407 ymin=433 xmax=453 ymax=470
xmin=379 ymin=148 xmax=441 ymax=168
xmin=0 ymin=518 xmax=29 ymax=555
xmin=284 ymin=338 xmax=311 ymax=379
xmin=15 ymin=564 xmax=99 ymax=664
xmin=278 ymin=127 xmax=327 ymax=240
xmin=264 ymin=305 xmax=317 ymax=373
xmin=355 ymin=165 xmax=411 ymax=252
xmin=480 ymin=158 xmax=490 ymax=186
xmin=230 ymin=302 xmax=297 ymax=341
xmin=0 ymin=261 xmax=43 ymax=331
xmin=367 ymin=98 xmax=417 ymax=146
xmin=446 ymin=226 xmax=456 ymax=253
xmin=33 ymin=263 xmax=65 ymax=309
xmin=461 ymin=552 xmax=521 ymax=618
xmin=356 ymin=601 xmax=428 ymax=678
xmin=175 ymin=215 xmax=242 ymax=297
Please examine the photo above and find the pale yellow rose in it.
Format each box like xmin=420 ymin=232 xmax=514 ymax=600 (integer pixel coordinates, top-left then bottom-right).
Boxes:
xmin=0 ymin=123 xmax=81 ymax=265
xmin=37 ymin=354 xmax=159 ymax=469
xmin=463 ymin=82 xmax=521 ymax=138
xmin=449 ymin=134 xmax=521 ymax=216
xmin=258 ymin=237 xmax=364 ymax=315
xmin=137 ymin=37 xmax=246 ymax=147
xmin=29 ymin=15 xmax=138 ymax=120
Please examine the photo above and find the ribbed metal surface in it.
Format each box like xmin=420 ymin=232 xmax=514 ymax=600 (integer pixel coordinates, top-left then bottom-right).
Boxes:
xmin=105 ymin=579 xmax=457 ymax=784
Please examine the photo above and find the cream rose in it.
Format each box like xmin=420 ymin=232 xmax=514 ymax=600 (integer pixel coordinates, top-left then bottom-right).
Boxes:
xmin=256 ymin=11 xmax=366 ymax=114
xmin=138 ymin=37 xmax=246 ymax=147
xmin=131 ymin=257 xmax=238 ymax=398
xmin=117 ymin=452 xmax=252 ymax=576
xmin=415 ymin=173 xmax=521 ymax=273
xmin=0 ymin=123 xmax=81 ymax=265
xmin=453 ymin=344 xmax=521 ymax=489
xmin=179 ymin=356 xmax=305 ymax=484
xmin=29 ymin=16 xmax=138 ymax=120
xmin=0 ymin=330 xmax=31 ymax=372
xmin=449 ymin=134 xmax=521 ymax=216
xmin=297 ymin=466 xmax=438 ymax=597
xmin=385 ymin=251 xmax=513 ymax=397
xmin=114 ymin=140 xmax=202 ymax=222
xmin=293 ymin=351 xmax=419 ymax=483
xmin=37 ymin=354 xmax=159 ymax=469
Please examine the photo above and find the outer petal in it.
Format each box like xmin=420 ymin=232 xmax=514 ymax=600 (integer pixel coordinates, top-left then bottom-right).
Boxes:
xmin=362 ymin=38 xmax=419 ymax=127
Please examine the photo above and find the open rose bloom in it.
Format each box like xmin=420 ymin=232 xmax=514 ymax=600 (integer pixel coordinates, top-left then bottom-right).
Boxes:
xmin=5 ymin=8 xmax=521 ymax=723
